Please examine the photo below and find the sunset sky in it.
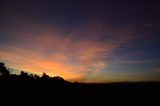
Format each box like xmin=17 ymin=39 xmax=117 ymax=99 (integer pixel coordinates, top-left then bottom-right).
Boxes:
xmin=0 ymin=0 xmax=160 ymax=82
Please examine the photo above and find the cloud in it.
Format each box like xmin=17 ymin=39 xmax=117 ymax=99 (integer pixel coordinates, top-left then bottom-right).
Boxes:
xmin=0 ymin=22 xmax=120 ymax=82
xmin=0 ymin=10 xmax=159 ymax=82
xmin=110 ymin=60 xmax=160 ymax=64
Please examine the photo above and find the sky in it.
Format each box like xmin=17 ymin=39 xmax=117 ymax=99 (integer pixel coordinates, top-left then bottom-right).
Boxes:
xmin=0 ymin=0 xmax=160 ymax=82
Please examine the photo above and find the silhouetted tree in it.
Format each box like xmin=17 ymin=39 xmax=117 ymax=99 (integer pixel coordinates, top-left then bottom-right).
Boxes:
xmin=53 ymin=76 xmax=66 ymax=85
xmin=0 ymin=62 xmax=10 ymax=76
xmin=52 ymin=76 xmax=65 ymax=82
xmin=20 ymin=71 xmax=28 ymax=77
xmin=41 ymin=72 xmax=50 ymax=80
xmin=34 ymin=74 xmax=40 ymax=80
xmin=0 ymin=62 xmax=69 ymax=85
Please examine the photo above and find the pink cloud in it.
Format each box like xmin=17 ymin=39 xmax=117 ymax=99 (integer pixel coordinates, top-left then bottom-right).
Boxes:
xmin=0 ymin=20 xmax=140 ymax=82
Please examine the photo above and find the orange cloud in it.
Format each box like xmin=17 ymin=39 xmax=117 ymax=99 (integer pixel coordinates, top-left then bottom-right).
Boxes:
xmin=0 ymin=23 xmax=121 ymax=82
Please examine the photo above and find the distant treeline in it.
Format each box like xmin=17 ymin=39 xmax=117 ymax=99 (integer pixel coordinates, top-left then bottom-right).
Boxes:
xmin=0 ymin=62 xmax=69 ymax=85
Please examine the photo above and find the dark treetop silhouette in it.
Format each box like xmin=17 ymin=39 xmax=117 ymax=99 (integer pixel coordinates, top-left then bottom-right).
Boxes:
xmin=0 ymin=62 xmax=10 ymax=76
xmin=0 ymin=62 xmax=160 ymax=106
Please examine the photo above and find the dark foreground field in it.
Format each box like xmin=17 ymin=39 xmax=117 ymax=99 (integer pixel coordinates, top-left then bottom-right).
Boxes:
xmin=1 ymin=80 xmax=160 ymax=106
xmin=0 ymin=62 xmax=160 ymax=106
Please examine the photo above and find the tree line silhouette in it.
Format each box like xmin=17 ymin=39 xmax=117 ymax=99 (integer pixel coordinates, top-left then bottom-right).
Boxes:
xmin=0 ymin=61 xmax=160 ymax=106
xmin=0 ymin=62 xmax=68 ymax=85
